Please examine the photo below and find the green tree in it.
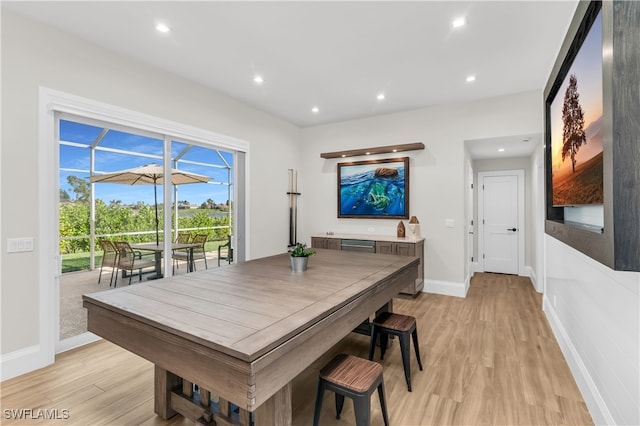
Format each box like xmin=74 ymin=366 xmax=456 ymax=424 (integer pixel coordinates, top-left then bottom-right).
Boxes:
xmin=59 ymin=202 xmax=90 ymax=253
xmin=200 ymin=198 xmax=215 ymax=209
xmin=67 ymin=175 xmax=90 ymax=203
xmin=561 ymin=74 xmax=587 ymax=173
xmin=60 ymin=189 xmax=71 ymax=202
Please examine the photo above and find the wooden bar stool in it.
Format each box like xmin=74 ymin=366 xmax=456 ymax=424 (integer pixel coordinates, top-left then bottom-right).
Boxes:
xmin=313 ymin=353 xmax=389 ymax=426
xmin=369 ymin=312 xmax=423 ymax=392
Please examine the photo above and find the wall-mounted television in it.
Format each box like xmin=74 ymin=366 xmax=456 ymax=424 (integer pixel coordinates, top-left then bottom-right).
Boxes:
xmin=544 ymin=0 xmax=640 ymax=271
xmin=337 ymin=157 xmax=409 ymax=219
xmin=547 ymin=5 xmax=603 ymax=207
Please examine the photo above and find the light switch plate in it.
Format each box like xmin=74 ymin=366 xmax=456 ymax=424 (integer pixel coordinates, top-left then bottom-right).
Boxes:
xmin=7 ymin=237 xmax=34 ymax=253
xmin=445 ymin=219 xmax=455 ymax=228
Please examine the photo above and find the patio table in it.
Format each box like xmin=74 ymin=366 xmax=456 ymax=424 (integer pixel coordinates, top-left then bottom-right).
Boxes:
xmin=129 ymin=242 xmax=199 ymax=278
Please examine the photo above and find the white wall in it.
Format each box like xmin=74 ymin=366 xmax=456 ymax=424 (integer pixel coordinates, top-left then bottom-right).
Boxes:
xmin=544 ymin=236 xmax=639 ymax=426
xmin=299 ymin=91 xmax=544 ymax=294
xmin=1 ymin=11 xmax=300 ymax=362
xmin=531 ymin=143 xmax=545 ymax=292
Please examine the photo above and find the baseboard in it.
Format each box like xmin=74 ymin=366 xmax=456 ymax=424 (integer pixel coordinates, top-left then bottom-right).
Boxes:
xmin=525 ymin=265 xmax=541 ymax=292
xmin=423 ymin=278 xmax=468 ymax=298
xmin=56 ymin=332 xmax=101 ymax=354
xmin=1 ymin=344 xmax=53 ymax=382
xmin=543 ymin=296 xmax=615 ymax=426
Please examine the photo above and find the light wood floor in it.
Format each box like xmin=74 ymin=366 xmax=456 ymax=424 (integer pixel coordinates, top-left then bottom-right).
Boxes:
xmin=1 ymin=273 xmax=593 ymax=425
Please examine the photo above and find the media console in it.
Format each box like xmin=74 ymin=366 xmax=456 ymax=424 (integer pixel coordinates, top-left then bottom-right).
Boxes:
xmin=311 ymin=233 xmax=424 ymax=296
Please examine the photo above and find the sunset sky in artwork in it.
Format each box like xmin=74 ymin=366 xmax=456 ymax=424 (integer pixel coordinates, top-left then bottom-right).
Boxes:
xmin=550 ymin=12 xmax=603 ymax=177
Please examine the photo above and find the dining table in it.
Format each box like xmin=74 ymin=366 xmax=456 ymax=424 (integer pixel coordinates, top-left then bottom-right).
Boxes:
xmin=82 ymin=248 xmax=419 ymax=425
xmin=129 ymin=241 xmax=200 ymax=278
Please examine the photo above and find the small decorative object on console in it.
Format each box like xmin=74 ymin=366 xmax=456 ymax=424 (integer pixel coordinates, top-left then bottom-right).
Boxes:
xmin=397 ymin=221 xmax=406 ymax=238
xmin=408 ymin=216 xmax=420 ymax=239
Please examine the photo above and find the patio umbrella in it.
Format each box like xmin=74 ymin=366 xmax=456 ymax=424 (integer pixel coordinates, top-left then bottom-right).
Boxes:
xmin=90 ymin=164 xmax=211 ymax=245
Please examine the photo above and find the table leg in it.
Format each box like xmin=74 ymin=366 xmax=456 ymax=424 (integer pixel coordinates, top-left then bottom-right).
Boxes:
xmin=253 ymin=382 xmax=292 ymax=426
xmin=147 ymin=251 xmax=163 ymax=280
xmin=155 ymin=252 xmax=162 ymax=277
xmin=154 ymin=366 xmax=180 ymax=419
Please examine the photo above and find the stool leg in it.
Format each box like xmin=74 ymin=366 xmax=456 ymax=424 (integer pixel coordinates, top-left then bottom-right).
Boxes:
xmin=335 ymin=393 xmax=345 ymax=419
xmin=368 ymin=326 xmax=379 ymax=361
xmin=312 ymin=380 xmax=325 ymax=426
xmin=353 ymin=394 xmax=371 ymax=426
xmin=378 ymin=380 xmax=390 ymax=426
xmin=412 ymin=328 xmax=424 ymax=371
xmin=379 ymin=332 xmax=389 ymax=360
xmin=399 ymin=332 xmax=412 ymax=391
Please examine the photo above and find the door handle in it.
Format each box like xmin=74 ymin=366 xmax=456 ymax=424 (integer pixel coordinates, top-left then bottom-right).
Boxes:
xmin=507 ymin=228 xmax=517 ymax=232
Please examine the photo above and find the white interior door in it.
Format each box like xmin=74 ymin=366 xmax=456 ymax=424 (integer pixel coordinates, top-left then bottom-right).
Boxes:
xmin=480 ymin=172 xmax=522 ymax=275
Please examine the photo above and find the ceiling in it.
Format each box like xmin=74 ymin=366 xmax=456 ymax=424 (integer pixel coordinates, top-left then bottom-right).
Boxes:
xmin=4 ymin=1 xmax=578 ymax=158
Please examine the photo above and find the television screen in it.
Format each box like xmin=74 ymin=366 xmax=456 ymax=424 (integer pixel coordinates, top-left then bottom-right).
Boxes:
xmin=550 ymin=10 xmax=604 ymax=207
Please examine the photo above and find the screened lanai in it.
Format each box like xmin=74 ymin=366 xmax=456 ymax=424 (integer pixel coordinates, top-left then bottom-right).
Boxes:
xmin=58 ymin=116 xmax=236 ymax=342
xmin=59 ymin=117 xmax=234 ymax=273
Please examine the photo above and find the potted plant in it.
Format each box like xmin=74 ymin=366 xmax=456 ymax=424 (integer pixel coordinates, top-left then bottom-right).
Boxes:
xmin=289 ymin=243 xmax=315 ymax=272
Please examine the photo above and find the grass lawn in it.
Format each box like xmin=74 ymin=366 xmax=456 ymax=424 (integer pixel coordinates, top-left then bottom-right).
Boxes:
xmin=62 ymin=240 xmax=228 ymax=273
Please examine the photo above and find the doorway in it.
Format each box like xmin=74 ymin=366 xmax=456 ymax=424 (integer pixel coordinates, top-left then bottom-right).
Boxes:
xmin=478 ymin=170 xmax=524 ymax=275
xmin=58 ymin=117 xmax=237 ymax=345
xmin=40 ymin=88 xmax=248 ymax=357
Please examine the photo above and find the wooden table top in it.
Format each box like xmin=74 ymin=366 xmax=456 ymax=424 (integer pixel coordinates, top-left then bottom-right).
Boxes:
xmin=83 ymin=249 xmax=419 ymax=363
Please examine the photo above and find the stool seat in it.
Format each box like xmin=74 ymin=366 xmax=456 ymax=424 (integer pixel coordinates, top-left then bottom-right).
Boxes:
xmin=313 ymin=354 xmax=389 ymax=426
xmin=320 ymin=353 xmax=383 ymax=393
xmin=374 ymin=311 xmax=416 ymax=332
xmin=369 ymin=312 xmax=423 ymax=392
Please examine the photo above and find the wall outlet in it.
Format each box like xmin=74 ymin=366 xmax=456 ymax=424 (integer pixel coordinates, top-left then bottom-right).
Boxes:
xmin=445 ymin=218 xmax=455 ymax=228
xmin=367 ymin=227 xmax=375 ymax=233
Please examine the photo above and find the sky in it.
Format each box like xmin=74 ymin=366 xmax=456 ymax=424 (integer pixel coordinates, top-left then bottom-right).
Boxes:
xmin=59 ymin=120 xmax=234 ymax=206
xmin=550 ymin=11 xmax=603 ymax=177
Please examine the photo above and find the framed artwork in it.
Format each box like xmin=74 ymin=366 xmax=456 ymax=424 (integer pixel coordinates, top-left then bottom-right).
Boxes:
xmin=337 ymin=157 xmax=409 ymax=219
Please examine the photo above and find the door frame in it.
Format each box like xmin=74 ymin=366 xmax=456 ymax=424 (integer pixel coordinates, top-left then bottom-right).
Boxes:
xmin=478 ymin=169 xmax=525 ymax=275
xmin=40 ymin=88 xmax=250 ymax=358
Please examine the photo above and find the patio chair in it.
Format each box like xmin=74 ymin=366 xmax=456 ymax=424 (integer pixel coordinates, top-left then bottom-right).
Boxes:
xmin=97 ymin=239 xmax=119 ymax=286
xmin=218 ymin=235 xmax=233 ymax=266
xmin=172 ymin=232 xmax=192 ymax=273
xmin=114 ymin=241 xmax=156 ymax=286
xmin=191 ymin=234 xmax=209 ymax=271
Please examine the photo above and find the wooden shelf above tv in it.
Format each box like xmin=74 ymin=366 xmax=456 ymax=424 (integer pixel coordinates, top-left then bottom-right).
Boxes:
xmin=320 ymin=142 xmax=424 ymax=159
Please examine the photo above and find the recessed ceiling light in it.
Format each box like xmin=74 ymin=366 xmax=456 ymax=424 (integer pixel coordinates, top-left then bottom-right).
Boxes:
xmin=253 ymin=75 xmax=264 ymax=84
xmin=311 ymin=107 xmax=319 ymax=113
xmin=377 ymin=93 xmax=385 ymax=101
xmin=466 ymin=75 xmax=476 ymax=83
xmin=452 ymin=17 xmax=466 ymax=28
xmin=498 ymin=148 xmax=505 ymax=152
xmin=155 ymin=23 xmax=171 ymax=33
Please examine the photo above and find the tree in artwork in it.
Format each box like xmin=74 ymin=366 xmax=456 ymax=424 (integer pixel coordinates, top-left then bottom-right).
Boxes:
xmin=561 ymin=74 xmax=587 ymax=173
